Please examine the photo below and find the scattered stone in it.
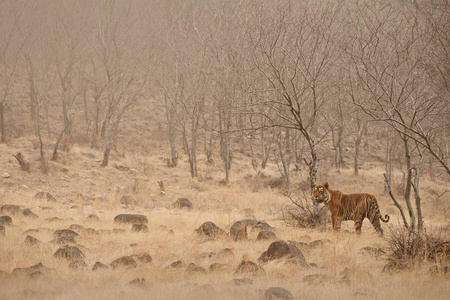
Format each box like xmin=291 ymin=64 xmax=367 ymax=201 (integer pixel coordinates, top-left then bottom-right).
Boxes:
xmin=302 ymin=274 xmax=332 ymax=285
xmin=0 ymin=225 xmax=4 ymax=236
xmin=230 ymin=221 xmax=248 ymax=241
xmin=113 ymin=228 xmax=126 ymax=234
xmin=235 ymin=260 xmax=264 ymax=275
xmin=45 ymin=217 xmax=64 ymax=222
xmin=120 ymin=194 xmax=136 ymax=207
xmin=167 ymin=260 xmax=184 ymax=269
xmin=92 ymin=262 xmax=108 ymax=271
xmin=69 ymin=260 xmax=88 ymax=270
xmin=196 ymin=221 xmax=227 ymax=239
xmin=309 ymin=239 xmax=331 ymax=249
xmin=54 ymin=229 xmax=79 ymax=239
xmin=13 ymin=263 xmax=51 ymax=278
xmin=171 ymin=198 xmax=193 ymax=210
xmin=110 ymin=256 xmax=137 ymax=270
xmin=53 ymin=245 xmax=85 ymax=262
xmin=69 ymin=224 xmax=87 ymax=233
xmin=52 ymin=236 xmax=77 ymax=245
xmin=257 ymin=231 xmax=277 ymax=241
xmin=359 ymin=246 xmax=386 ymax=257
xmin=114 ymin=214 xmax=148 ymax=224
xmin=132 ymin=252 xmax=152 ymax=264
xmin=21 ymin=208 xmax=39 ymax=219
xmin=383 ymin=261 xmax=412 ymax=273
xmin=1 ymin=172 xmax=10 ymax=178
xmin=0 ymin=204 xmax=20 ymax=214
xmin=231 ymin=278 xmax=253 ymax=286
xmin=186 ymin=263 xmax=207 ymax=274
xmin=25 ymin=235 xmax=42 ymax=246
xmin=209 ymin=263 xmax=230 ymax=272
xmin=258 ymin=240 xmax=308 ymax=266
xmin=263 ymin=287 xmax=293 ymax=300
xmin=0 ymin=215 xmax=12 ymax=225
xmin=218 ymin=248 xmax=234 ymax=258
xmin=87 ymin=214 xmax=100 ymax=221
xmin=34 ymin=191 xmax=57 ymax=202
xmin=241 ymin=219 xmax=274 ymax=232
xmin=131 ymin=224 xmax=149 ymax=233
xmin=128 ymin=278 xmax=145 ymax=286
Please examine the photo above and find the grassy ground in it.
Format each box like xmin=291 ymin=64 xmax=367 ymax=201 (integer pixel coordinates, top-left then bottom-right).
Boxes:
xmin=0 ymin=138 xmax=449 ymax=300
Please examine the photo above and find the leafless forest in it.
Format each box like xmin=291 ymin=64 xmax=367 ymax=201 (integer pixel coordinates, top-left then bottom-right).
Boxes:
xmin=0 ymin=0 xmax=449 ymax=299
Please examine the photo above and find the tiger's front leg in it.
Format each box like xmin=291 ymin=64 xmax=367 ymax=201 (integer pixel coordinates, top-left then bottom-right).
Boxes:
xmin=331 ymin=214 xmax=342 ymax=232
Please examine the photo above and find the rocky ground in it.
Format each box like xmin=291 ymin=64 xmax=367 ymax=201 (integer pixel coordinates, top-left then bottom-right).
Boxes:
xmin=0 ymin=138 xmax=449 ymax=300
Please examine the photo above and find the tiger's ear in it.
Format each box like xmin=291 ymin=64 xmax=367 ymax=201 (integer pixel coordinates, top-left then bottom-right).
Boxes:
xmin=311 ymin=184 xmax=316 ymax=190
xmin=324 ymin=182 xmax=329 ymax=190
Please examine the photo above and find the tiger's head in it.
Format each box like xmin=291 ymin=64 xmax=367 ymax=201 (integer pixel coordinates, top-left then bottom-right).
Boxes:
xmin=311 ymin=183 xmax=330 ymax=204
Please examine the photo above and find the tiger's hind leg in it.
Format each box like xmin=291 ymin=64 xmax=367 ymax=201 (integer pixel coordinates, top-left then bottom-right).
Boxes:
xmin=354 ymin=214 xmax=363 ymax=234
xmin=368 ymin=202 xmax=384 ymax=236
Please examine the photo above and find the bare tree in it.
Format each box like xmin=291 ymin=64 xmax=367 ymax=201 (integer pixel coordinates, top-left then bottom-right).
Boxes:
xmin=0 ymin=0 xmax=23 ymax=143
xmin=247 ymin=1 xmax=342 ymax=187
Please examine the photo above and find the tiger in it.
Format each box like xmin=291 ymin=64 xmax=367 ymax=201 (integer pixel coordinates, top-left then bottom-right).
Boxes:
xmin=311 ymin=183 xmax=389 ymax=236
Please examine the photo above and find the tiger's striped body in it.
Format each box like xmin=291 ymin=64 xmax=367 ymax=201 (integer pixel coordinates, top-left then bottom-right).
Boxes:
xmin=312 ymin=183 xmax=389 ymax=235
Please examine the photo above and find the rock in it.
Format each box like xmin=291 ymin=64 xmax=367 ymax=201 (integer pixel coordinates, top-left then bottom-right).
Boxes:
xmin=69 ymin=260 xmax=88 ymax=270
xmin=92 ymin=262 xmax=108 ymax=271
xmin=257 ymin=231 xmax=277 ymax=241
xmin=167 ymin=260 xmax=184 ymax=269
xmin=120 ymin=194 xmax=136 ymax=207
xmin=45 ymin=217 xmax=64 ymax=222
xmin=34 ymin=191 xmax=57 ymax=202
xmin=196 ymin=221 xmax=227 ymax=239
xmin=309 ymin=239 xmax=331 ymax=249
xmin=240 ymin=219 xmax=274 ymax=232
xmin=110 ymin=256 xmax=137 ymax=269
xmin=209 ymin=263 xmax=230 ymax=272
xmin=171 ymin=198 xmax=193 ymax=210
xmin=0 ymin=204 xmax=20 ymax=214
xmin=128 ymin=278 xmax=145 ymax=286
xmin=235 ymin=260 xmax=264 ymax=275
xmin=359 ymin=246 xmax=386 ymax=257
xmin=186 ymin=263 xmax=207 ymax=274
xmin=302 ymin=274 xmax=332 ymax=285
xmin=132 ymin=252 xmax=152 ymax=264
xmin=87 ymin=214 xmax=100 ymax=221
xmin=258 ymin=240 xmax=308 ymax=266
xmin=114 ymin=214 xmax=148 ymax=224
xmin=53 ymin=245 xmax=85 ymax=262
xmin=231 ymin=278 xmax=253 ymax=286
xmin=69 ymin=224 xmax=85 ymax=232
xmin=21 ymin=208 xmax=39 ymax=219
xmin=52 ymin=236 xmax=77 ymax=245
xmin=1 ymin=205 xmax=39 ymax=219
xmin=0 ymin=215 xmax=12 ymax=225
xmin=113 ymin=228 xmax=126 ymax=234
xmin=13 ymin=263 xmax=51 ymax=278
xmin=230 ymin=221 xmax=248 ymax=241
xmin=263 ymin=287 xmax=293 ymax=300
xmin=1 ymin=172 xmax=10 ymax=178
xmin=0 ymin=225 xmax=4 ymax=236
xmin=131 ymin=224 xmax=149 ymax=233
xmin=383 ymin=261 xmax=412 ymax=273
xmin=53 ymin=229 xmax=78 ymax=244
xmin=25 ymin=235 xmax=42 ymax=246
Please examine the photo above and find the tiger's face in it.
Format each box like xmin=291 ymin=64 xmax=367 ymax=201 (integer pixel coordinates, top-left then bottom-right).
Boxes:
xmin=312 ymin=184 xmax=329 ymax=204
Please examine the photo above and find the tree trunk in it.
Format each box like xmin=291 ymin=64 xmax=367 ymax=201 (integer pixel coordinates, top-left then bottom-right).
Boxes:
xmin=0 ymin=102 xmax=5 ymax=143
xmin=413 ymin=154 xmax=424 ymax=232
xmin=403 ymin=137 xmax=416 ymax=231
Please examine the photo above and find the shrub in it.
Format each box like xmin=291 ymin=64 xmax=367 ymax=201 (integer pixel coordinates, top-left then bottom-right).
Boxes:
xmin=386 ymin=226 xmax=450 ymax=265
xmin=282 ymin=192 xmax=329 ymax=229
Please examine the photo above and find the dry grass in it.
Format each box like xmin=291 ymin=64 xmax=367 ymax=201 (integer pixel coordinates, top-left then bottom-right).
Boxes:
xmin=0 ymin=138 xmax=449 ymax=300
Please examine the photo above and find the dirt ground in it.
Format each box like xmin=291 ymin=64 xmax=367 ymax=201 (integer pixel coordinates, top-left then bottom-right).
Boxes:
xmin=0 ymin=139 xmax=449 ymax=300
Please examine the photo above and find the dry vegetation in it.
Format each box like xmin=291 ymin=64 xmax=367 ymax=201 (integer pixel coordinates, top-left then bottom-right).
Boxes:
xmin=0 ymin=0 xmax=449 ymax=299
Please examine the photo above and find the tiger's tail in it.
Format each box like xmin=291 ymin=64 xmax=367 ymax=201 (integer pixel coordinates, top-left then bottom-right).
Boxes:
xmin=379 ymin=213 xmax=390 ymax=223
